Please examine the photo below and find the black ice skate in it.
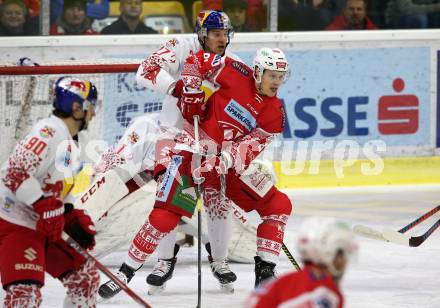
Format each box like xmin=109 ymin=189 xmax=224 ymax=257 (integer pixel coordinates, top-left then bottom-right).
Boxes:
xmin=254 ymin=256 xmax=276 ymax=288
xmin=98 ymin=263 xmax=138 ymax=299
xmin=147 ymin=244 xmax=180 ymax=295
xmin=206 ymin=243 xmax=237 ymax=293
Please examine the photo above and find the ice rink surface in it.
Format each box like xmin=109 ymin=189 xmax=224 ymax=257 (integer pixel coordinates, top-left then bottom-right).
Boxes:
xmin=2 ymin=184 xmax=440 ymax=307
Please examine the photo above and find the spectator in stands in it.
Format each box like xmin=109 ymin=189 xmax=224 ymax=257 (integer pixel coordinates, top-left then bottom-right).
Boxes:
xmin=385 ymin=0 xmax=440 ymax=29
xmin=0 ymin=0 xmax=38 ymax=35
xmin=101 ymin=0 xmax=156 ymax=34
xmin=203 ymin=0 xmax=266 ymax=31
xmin=278 ymin=0 xmax=345 ymax=31
xmin=24 ymin=0 xmax=38 ymax=17
xmin=50 ymin=0 xmax=97 ymax=35
xmin=51 ymin=0 xmax=109 ymax=25
xmin=326 ymin=0 xmax=377 ymax=30
xmin=223 ymin=0 xmax=252 ymax=32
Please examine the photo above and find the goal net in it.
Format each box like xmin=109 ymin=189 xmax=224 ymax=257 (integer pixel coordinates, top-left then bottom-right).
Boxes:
xmin=0 ymin=59 xmax=166 ymax=164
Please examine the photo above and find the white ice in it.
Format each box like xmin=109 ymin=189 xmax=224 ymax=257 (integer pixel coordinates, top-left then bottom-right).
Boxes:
xmin=1 ymin=184 xmax=440 ymax=307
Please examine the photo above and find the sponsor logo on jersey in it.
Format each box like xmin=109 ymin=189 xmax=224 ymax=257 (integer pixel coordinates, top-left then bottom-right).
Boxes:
xmin=2 ymin=196 xmax=14 ymax=213
xmin=211 ymin=54 xmax=221 ymax=67
xmin=15 ymin=263 xmax=43 ymax=272
xmin=24 ymin=247 xmax=37 ymax=261
xmin=166 ymin=38 xmax=178 ymax=47
xmin=231 ymin=61 xmax=249 ymax=77
xmin=280 ymin=106 xmax=286 ymax=129
xmin=156 ymin=155 xmax=182 ymax=202
xmin=64 ymin=144 xmax=72 ymax=167
xmin=224 ymin=100 xmax=257 ymax=132
xmin=39 ymin=126 xmax=55 ymax=138
xmin=127 ymin=131 xmax=140 ymax=144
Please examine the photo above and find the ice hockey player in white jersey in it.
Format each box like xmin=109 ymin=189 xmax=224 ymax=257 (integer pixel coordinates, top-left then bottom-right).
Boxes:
xmin=0 ymin=77 xmax=99 ymax=307
xmin=98 ymin=10 xmax=242 ymax=298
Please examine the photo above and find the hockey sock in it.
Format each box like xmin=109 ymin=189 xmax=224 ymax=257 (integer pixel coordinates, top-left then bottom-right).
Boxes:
xmin=126 ymin=208 xmax=180 ymax=269
xmin=61 ymin=259 xmax=100 ymax=308
xmin=256 ymin=215 xmax=289 ymax=264
xmin=156 ymin=228 xmax=178 ymax=259
xmin=4 ymin=283 xmax=42 ymax=308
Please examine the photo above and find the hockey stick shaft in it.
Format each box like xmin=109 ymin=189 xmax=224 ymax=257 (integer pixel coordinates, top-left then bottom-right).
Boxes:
xmin=409 ymin=217 xmax=440 ymax=247
xmin=398 ymin=205 xmax=440 ymax=234
xmin=281 ymin=243 xmax=301 ymax=271
xmin=62 ymin=232 xmax=152 ymax=308
xmin=193 ymin=115 xmax=202 ymax=308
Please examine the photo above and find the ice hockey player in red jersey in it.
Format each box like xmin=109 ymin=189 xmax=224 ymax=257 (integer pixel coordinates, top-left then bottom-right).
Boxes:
xmin=246 ymin=217 xmax=358 ymax=308
xmin=0 ymin=77 xmax=99 ymax=307
xmin=101 ymin=46 xmax=293 ymax=290
xmin=99 ymin=10 xmax=245 ymax=298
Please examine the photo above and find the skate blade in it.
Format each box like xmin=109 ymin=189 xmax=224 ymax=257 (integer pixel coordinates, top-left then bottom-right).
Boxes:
xmin=220 ymin=282 xmax=234 ymax=293
xmin=147 ymin=283 xmax=166 ymax=295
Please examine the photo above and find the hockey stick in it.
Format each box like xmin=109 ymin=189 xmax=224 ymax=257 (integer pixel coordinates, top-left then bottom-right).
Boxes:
xmin=61 ymin=232 xmax=152 ymax=307
xmin=397 ymin=205 xmax=440 ymax=233
xmin=281 ymin=243 xmax=301 ymax=271
xmin=354 ymin=205 xmax=440 ymax=245
xmin=193 ymin=115 xmax=202 ymax=308
xmin=383 ymin=218 xmax=440 ymax=247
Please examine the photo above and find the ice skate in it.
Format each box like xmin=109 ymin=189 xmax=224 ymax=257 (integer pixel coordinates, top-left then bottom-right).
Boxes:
xmin=254 ymin=256 xmax=276 ymax=288
xmin=98 ymin=263 xmax=138 ymax=299
xmin=205 ymin=243 xmax=237 ymax=293
xmin=147 ymin=245 xmax=179 ymax=295
xmin=209 ymin=257 xmax=237 ymax=293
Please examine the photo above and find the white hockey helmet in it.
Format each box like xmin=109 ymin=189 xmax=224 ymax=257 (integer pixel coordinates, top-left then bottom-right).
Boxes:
xmin=296 ymin=217 xmax=358 ymax=276
xmin=253 ymin=47 xmax=290 ymax=83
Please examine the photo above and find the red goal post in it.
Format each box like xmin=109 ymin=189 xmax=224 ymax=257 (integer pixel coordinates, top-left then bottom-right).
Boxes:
xmin=0 ymin=59 xmax=144 ymax=164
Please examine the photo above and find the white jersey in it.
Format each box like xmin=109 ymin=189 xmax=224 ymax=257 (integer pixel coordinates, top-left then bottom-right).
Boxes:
xmin=94 ymin=113 xmax=167 ymax=180
xmin=136 ymin=36 xmax=241 ymax=129
xmin=0 ymin=115 xmax=82 ymax=229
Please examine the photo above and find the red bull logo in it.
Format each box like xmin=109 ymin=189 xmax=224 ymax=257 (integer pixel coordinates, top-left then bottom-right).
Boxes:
xmin=42 ymin=178 xmax=64 ymax=198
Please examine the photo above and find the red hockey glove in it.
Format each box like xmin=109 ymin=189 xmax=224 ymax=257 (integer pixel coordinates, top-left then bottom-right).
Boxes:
xmin=171 ymin=79 xmax=184 ymax=98
xmin=32 ymin=197 xmax=65 ymax=242
xmin=64 ymin=204 xmax=96 ymax=250
xmin=181 ymin=50 xmax=222 ymax=89
xmin=181 ymin=51 xmax=203 ymax=89
xmin=194 ymin=50 xmax=222 ymax=79
xmin=177 ymin=88 xmax=206 ymax=122
xmin=193 ymin=152 xmax=233 ymax=187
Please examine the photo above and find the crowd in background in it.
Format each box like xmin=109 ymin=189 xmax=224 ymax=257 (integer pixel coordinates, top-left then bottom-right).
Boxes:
xmin=2 ymin=0 xmax=440 ymax=36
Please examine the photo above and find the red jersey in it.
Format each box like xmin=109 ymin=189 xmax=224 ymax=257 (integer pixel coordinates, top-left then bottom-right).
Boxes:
xmin=197 ymin=56 xmax=285 ymax=169
xmin=246 ymin=265 xmax=344 ymax=308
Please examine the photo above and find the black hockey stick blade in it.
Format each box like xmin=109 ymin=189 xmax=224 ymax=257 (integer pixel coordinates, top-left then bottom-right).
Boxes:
xmin=383 ymin=218 xmax=440 ymax=247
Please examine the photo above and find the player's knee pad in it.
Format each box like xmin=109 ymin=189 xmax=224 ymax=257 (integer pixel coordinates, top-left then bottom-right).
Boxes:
xmin=149 ymin=208 xmax=181 ymax=233
xmin=258 ymin=190 xmax=292 ymax=218
xmin=61 ymin=259 xmax=99 ymax=307
xmin=3 ymin=283 xmax=42 ymax=307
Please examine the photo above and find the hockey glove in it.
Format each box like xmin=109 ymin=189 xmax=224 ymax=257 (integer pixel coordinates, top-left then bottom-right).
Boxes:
xmin=181 ymin=51 xmax=203 ymax=89
xmin=64 ymin=204 xmax=96 ymax=249
xmin=171 ymin=79 xmax=184 ymax=98
xmin=32 ymin=196 xmax=65 ymax=242
xmin=177 ymin=88 xmax=206 ymax=122
xmin=193 ymin=152 xmax=233 ymax=186
xmin=181 ymin=50 xmax=222 ymax=89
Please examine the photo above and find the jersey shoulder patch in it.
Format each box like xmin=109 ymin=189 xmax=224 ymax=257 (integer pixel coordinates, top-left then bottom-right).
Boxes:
xmin=230 ymin=60 xmax=251 ymax=77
